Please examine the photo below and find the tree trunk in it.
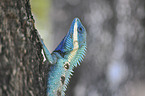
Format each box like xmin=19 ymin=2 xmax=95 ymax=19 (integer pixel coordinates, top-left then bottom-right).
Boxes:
xmin=0 ymin=0 xmax=47 ymax=96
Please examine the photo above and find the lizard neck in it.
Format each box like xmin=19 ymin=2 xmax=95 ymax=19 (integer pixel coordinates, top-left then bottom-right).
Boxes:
xmin=65 ymin=42 xmax=87 ymax=67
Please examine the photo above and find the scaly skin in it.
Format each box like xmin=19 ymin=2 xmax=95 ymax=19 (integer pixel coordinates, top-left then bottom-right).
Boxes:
xmin=41 ymin=18 xmax=87 ymax=96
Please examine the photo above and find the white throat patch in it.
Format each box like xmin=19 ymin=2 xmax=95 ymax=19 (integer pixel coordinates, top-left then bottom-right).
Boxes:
xmin=68 ymin=19 xmax=79 ymax=62
xmin=73 ymin=19 xmax=79 ymax=50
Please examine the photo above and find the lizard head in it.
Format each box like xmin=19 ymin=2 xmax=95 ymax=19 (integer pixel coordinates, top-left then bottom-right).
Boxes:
xmin=69 ymin=18 xmax=87 ymax=51
xmin=54 ymin=18 xmax=87 ymax=55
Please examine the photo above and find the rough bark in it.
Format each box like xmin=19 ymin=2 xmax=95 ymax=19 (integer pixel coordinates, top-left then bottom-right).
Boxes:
xmin=0 ymin=0 xmax=47 ymax=96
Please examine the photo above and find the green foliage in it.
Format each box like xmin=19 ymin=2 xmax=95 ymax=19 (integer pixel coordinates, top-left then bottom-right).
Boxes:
xmin=31 ymin=0 xmax=52 ymax=49
xmin=30 ymin=0 xmax=51 ymax=30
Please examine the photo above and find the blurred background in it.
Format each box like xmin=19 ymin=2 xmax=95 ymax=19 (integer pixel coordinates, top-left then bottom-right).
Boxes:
xmin=31 ymin=0 xmax=145 ymax=96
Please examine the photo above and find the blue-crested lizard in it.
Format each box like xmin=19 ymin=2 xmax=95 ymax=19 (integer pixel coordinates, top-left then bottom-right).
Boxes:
xmin=41 ymin=18 xmax=87 ymax=96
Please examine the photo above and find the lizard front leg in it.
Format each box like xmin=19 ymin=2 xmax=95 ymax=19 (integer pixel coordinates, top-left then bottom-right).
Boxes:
xmin=41 ymin=40 xmax=57 ymax=65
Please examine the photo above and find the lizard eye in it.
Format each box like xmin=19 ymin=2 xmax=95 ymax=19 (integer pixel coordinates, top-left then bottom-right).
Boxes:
xmin=78 ymin=27 xmax=82 ymax=33
xmin=79 ymin=27 xmax=82 ymax=31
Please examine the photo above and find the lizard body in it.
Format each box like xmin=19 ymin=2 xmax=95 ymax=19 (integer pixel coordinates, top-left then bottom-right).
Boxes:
xmin=41 ymin=18 xmax=87 ymax=96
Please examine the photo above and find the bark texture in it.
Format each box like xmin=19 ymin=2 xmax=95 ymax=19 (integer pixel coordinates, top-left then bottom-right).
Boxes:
xmin=0 ymin=0 xmax=47 ymax=96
